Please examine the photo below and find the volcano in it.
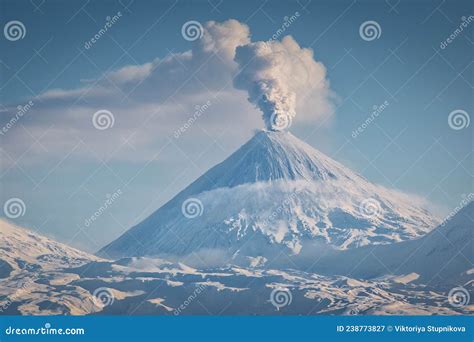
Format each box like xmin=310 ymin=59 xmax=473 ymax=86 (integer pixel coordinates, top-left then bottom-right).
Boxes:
xmin=98 ymin=130 xmax=437 ymax=260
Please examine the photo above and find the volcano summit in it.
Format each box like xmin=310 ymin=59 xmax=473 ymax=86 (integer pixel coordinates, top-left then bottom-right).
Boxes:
xmin=99 ymin=130 xmax=437 ymax=261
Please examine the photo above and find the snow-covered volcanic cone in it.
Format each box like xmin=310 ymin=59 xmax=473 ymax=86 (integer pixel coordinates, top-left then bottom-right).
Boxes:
xmin=99 ymin=130 xmax=437 ymax=260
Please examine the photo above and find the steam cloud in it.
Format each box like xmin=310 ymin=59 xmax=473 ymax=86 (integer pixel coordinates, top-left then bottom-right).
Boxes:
xmin=233 ymin=36 xmax=333 ymax=131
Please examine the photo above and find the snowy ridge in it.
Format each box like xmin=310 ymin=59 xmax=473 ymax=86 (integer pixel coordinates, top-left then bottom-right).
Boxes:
xmin=310 ymin=201 xmax=474 ymax=283
xmin=0 ymin=220 xmax=102 ymax=315
xmin=0 ymin=213 xmax=471 ymax=315
xmin=0 ymin=219 xmax=98 ymax=273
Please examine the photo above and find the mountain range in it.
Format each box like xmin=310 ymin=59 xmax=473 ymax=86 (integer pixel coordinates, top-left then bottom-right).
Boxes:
xmin=0 ymin=202 xmax=471 ymax=315
xmin=1 ymin=130 xmax=471 ymax=315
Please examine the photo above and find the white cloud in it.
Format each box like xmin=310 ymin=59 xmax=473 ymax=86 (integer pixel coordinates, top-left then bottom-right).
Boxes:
xmin=1 ymin=19 xmax=335 ymax=167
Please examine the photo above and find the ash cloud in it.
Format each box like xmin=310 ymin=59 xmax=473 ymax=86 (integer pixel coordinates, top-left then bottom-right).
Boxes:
xmin=233 ymin=36 xmax=333 ymax=130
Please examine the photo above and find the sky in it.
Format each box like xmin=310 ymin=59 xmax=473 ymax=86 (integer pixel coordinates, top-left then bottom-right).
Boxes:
xmin=0 ymin=0 xmax=472 ymax=252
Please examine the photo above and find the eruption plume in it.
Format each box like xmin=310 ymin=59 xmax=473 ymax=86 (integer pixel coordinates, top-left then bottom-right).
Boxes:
xmin=233 ymin=36 xmax=332 ymax=130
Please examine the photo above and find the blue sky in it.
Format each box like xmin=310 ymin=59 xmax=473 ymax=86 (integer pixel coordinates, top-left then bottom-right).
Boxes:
xmin=0 ymin=0 xmax=472 ymax=252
